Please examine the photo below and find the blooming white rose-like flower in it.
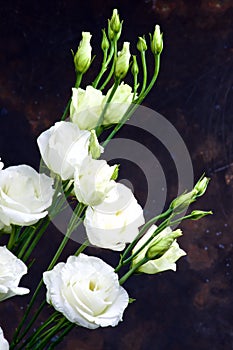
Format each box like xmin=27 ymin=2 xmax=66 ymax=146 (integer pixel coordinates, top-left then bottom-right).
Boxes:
xmin=102 ymin=83 xmax=134 ymax=125
xmin=74 ymin=156 xmax=117 ymax=206
xmin=132 ymin=225 xmax=186 ymax=274
xmin=0 ymin=165 xmax=54 ymax=227
xmin=0 ymin=246 xmax=29 ymax=301
xmin=0 ymin=327 xmax=9 ymax=350
xmin=37 ymin=121 xmax=101 ymax=180
xmin=84 ymin=183 xmax=145 ymax=251
xmin=43 ymin=254 xmax=129 ymax=329
xmin=70 ymin=86 xmax=104 ymax=130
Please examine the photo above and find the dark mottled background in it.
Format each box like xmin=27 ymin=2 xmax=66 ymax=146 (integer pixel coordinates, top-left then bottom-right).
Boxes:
xmin=0 ymin=1 xmax=233 ymax=349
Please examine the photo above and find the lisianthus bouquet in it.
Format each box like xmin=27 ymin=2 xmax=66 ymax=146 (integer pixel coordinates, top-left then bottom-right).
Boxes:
xmin=0 ymin=9 xmax=212 ymax=350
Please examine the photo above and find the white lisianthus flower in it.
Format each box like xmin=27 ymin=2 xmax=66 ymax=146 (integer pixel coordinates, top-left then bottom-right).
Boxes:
xmin=74 ymin=156 xmax=117 ymax=206
xmin=132 ymin=225 xmax=186 ymax=274
xmin=37 ymin=121 xmax=102 ymax=180
xmin=70 ymin=86 xmax=104 ymax=130
xmin=102 ymin=83 xmax=134 ymax=125
xmin=0 ymin=246 xmax=29 ymax=301
xmin=84 ymin=183 xmax=145 ymax=251
xmin=0 ymin=158 xmax=4 ymax=171
xmin=0 ymin=165 xmax=54 ymax=227
xmin=0 ymin=327 xmax=9 ymax=350
xmin=43 ymin=254 xmax=129 ymax=329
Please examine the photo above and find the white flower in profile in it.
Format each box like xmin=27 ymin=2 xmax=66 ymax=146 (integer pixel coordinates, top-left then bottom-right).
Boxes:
xmin=132 ymin=225 xmax=186 ymax=274
xmin=0 ymin=246 xmax=29 ymax=301
xmin=43 ymin=254 xmax=129 ymax=329
xmin=74 ymin=156 xmax=118 ymax=206
xmin=37 ymin=121 xmax=102 ymax=180
xmin=84 ymin=183 xmax=145 ymax=251
xmin=70 ymin=86 xmax=104 ymax=130
xmin=0 ymin=165 xmax=54 ymax=227
xmin=0 ymin=327 xmax=9 ymax=350
xmin=102 ymin=82 xmax=134 ymax=125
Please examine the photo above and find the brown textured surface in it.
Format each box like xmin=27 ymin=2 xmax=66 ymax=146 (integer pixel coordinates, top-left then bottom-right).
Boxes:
xmin=0 ymin=0 xmax=233 ymax=349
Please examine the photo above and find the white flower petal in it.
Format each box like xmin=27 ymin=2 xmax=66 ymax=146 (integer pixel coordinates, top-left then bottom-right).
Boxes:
xmin=0 ymin=246 xmax=29 ymax=301
xmin=43 ymin=254 xmax=129 ymax=329
xmin=84 ymin=183 xmax=145 ymax=251
xmin=0 ymin=327 xmax=9 ymax=350
xmin=0 ymin=165 xmax=54 ymax=227
xmin=132 ymin=225 xmax=186 ymax=274
xmin=70 ymin=86 xmax=104 ymax=130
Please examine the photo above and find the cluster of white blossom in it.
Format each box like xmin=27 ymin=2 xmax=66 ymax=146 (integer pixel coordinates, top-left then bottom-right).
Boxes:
xmin=0 ymin=10 xmax=191 ymax=344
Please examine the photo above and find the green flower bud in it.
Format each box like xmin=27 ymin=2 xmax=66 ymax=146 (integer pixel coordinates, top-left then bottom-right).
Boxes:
xmin=131 ymin=55 xmax=139 ymax=76
xmin=109 ymin=9 xmax=121 ymax=34
xmin=107 ymin=20 xmax=114 ymax=41
xmin=115 ymin=42 xmax=131 ymax=79
xmin=137 ymin=36 xmax=147 ymax=52
xmin=146 ymin=229 xmax=182 ymax=260
xmin=111 ymin=164 xmax=120 ymax=180
xmin=88 ymin=130 xmax=103 ymax=159
xmin=193 ymin=175 xmax=210 ymax=197
xmin=189 ymin=210 xmax=213 ymax=220
xmin=150 ymin=24 xmax=163 ymax=55
xmin=170 ymin=190 xmax=196 ymax=212
xmin=101 ymin=29 xmax=109 ymax=52
xmin=132 ymin=225 xmax=186 ymax=275
xmin=74 ymin=32 xmax=92 ymax=74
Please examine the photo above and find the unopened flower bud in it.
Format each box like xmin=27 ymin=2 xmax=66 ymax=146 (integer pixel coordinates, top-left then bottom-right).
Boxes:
xmin=137 ymin=36 xmax=147 ymax=52
xmin=101 ymin=29 xmax=109 ymax=52
xmin=193 ymin=176 xmax=210 ymax=197
xmin=189 ymin=210 xmax=213 ymax=220
xmin=109 ymin=9 xmax=121 ymax=34
xmin=74 ymin=32 xmax=92 ymax=74
xmin=111 ymin=164 xmax=120 ymax=180
xmin=170 ymin=190 xmax=196 ymax=212
xmin=115 ymin=42 xmax=131 ymax=79
xmin=146 ymin=229 xmax=182 ymax=260
xmin=108 ymin=20 xmax=114 ymax=41
xmin=131 ymin=55 xmax=139 ymax=76
xmin=88 ymin=130 xmax=103 ymax=159
xmin=150 ymin=24 xmax=163 ymax=55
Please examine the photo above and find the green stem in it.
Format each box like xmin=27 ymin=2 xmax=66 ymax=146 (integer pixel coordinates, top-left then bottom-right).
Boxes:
xmin=61 ymin=99 xmax=71 ymax=121
xmin=121 ymin=218 xmax=170 ymax=267
xmin=75 ymin=72 xmax=83 ymax=89
xmin=46 ymin=323 xmax=75 ymax=350
xmin=140 ymin=51 xmax=147 ymax=95
xmin=7 ymin=226 xmax=16 ymax=250
xmin=18 ymin=218 xmax=50 ymax=261
xmin=74 ymin=239 xmax=89 ymax=256
xmin=15 ymin=311 xmax=61 ymax=350
xmin=115 ymin=208 xmax=172 ymax=272
xmin=12 ymin=203 xmax=86 ymax=347
xmin=92 ymin=50 xmax=108 ymax=88
xmin=28 ymin=318 xmax=67 ymax=350
xmin=99 ymin=39 xmax=117 ymax=90
xmin=46 ymin=203 xmax=86 ymax=271
xmin=119 ymin=257 xmax=148 ymax=285
xmin=134 ymin=53 xmax=160 ymax=104
xmin=102 ymin=54 xmax=161 ymax=148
